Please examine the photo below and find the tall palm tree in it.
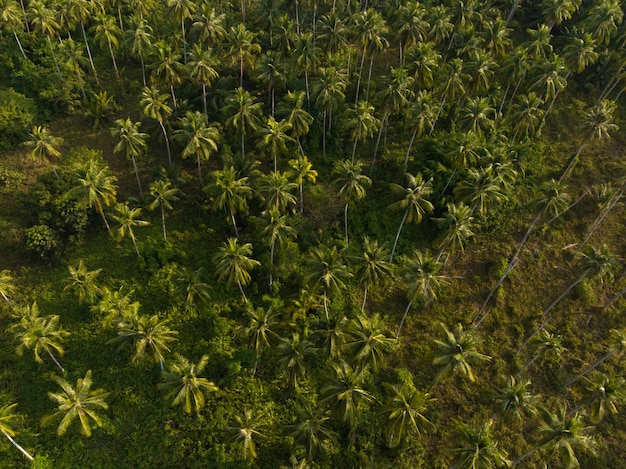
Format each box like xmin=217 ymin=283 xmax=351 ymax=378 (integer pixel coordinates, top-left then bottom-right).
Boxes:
xmin=354 ymin=237 xmax=393 ymax=311
xmin=158 ymin=353 xmax=218 ymax=415
xmin=150 ymin=40 xmax=184 ymax=108
xmin=404 ymin=90 xmax=435 ymax=167
xmin=227 ymin=23 xmax=261 ymax=87
xmin=208 ymin=166 xmax=253 ymax=238
xmin=42 ymin=370 xmax=109 ymax=437
xmin=488 ymin=375 xmax=540 ymax=424
xmin=276 ymin=90 xmax=313 ymax=156
xmin=576 ymin=372 xmax=626 ymax=424
xmin=257 ymin=171 xmax=298 ymax=214
xmin=29 ymin=0 xmax=62 ymax=78
xmin=379 ymin=381 xmax=436 ymax=448
xmin=255 ymin=51 xmax=285 ymax=117
xmin=305 ymin=244 xmax=352 ymax=318
xmin=314 ymin=66 xmax=347 ymax=157
xmin=288 ymin=155 xmax=317 ymax=214
xmin=0 ymin=402 xmax=34 ymax=461
xmin=111 ymin=118 xmax=148 ymax=196
xmin=352 ymin=8 xmax=389 ymax=104
xmin=25 ymin=126 xmax=64 ymax=178
xmin=433 ymin=203 xmax=474 ymax=263
xmin=453 ymin=165 xmax=507 ymax=217
xmin=224 ymin=87 xmax=263 ymax=159
xmin=286 ymin=401 xmax=338 ymax=461
xmin=9 ymin=303 xmax=70 ymax=373
xmin=109 ymin=202 xmax=150 ymax=258
xmin=140 ymin=85 xmax=173 ymax=167
xmin=59 ymin=38 xmax=88 ymax=99
xmin=0 ymin=0 xmax=28 ymax=60
xmin=186 ymin=43 xmax=218 ymax=115
xmin=432 ymin=322 xmax=491 ymax=384
xmin=516 ymin=330 xmax=566 ymax=377
xmin=92 ymin=12 xmax=121 ymax=76
xmin=276 ymin=332 xmax=316 ymax=388
xmin=239 ymin=305 xmax=279 ymax=374
xmin=213 ymin=238 xmax=261 ymax=303
xmin=115 ymin=314 xmax=178 ymax=371
xmin=166 ymin=0 xmax=196 ymax=61
xmin=388 ymin=172 xmax=434 ymax=262
xmin=172 ymin=266 xmax=211 ymax=312
xmin=256 ymin=117 xmax=293 ymax=172
xmin=126 ymin=17 xmax=153 ymax=85
xmin=449 ymin=420 xmax=511 ymax=469
xmin=72 ymin=155 xmax=118 ymax=235
xmin=176 ymin=110 xmax=219 ymax=181
xmin=148 ymin=179 xmax=180 ymax=241
xmin=226 ymin=409 xmax=264 ymax=460
xmin=64 ymin=259 xmax=102 ymax=305
xmin=345 ymin=101 xmax=380 ymax=163
xmin=332 ymin=159 xmax=371 ymax=248
xmin=344 ymin=312 xmax=396 ymax=372
xmin=190 ymin=4 xmax=225 ymax=47
xmin=261 ymin=208 xmax=296 ymax=287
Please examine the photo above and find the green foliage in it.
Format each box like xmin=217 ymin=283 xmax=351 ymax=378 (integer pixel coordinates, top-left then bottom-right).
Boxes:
xmin=0 ymin=88 xmax=36 ymax=149
xmin=24 ymin=224 xmax=60 ymax=259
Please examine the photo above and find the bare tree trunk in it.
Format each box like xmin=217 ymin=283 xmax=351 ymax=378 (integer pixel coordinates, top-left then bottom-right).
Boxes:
xmin=230 ymin=209 xmax=240 ymax=238
xmin=81 ymin=22 xmax=99 ymax=84
xmin=565 ymin=350 xmax=616 ymax=388
xmin=238 ymin=280 xmax=248 ymax=303
xmin=1 ymin=429 xmax=34 ymax=461
xmin=396 ymin=298 xmax=414 ymax=338
xmin=161 ymin=204 xmax=167 ymax=241
xmin=389 ymin=209 xmax=409 ymax=263
xmin=13 ymin=31 xmax=27 ymax=60
xmin=159 ymin=120 xmax=172 ymax=167
xmin=47 ymin=349 xmax=65 ymax=373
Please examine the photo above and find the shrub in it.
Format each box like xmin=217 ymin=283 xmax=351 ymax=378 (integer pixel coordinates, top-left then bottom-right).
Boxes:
xmin=0 ymin=88 xmax=36 ymax=149
xmin=25 ymin=224 xmax=60 ymax=258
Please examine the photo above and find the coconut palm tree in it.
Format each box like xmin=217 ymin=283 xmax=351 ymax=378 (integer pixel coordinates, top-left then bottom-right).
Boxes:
xmin=276 ymin=90 xmax=313 ymax=156
xmin=166 ymin=0 xmax=196 ymax=61
xmin=379 ymin=381 xmax=435 ymax=448
xmin=353 ymin=237 xmax=393 ymax=311
xmin=25 ymin=126 xmax=64 ymax=178
xmin=314 ymin=66 xmax=348 ymax=157
xmin=388 ymin=172 xmax=434 ymax=262
xmin=111 ymin=118 xmax=148 ymax=197
xmin=190 ymin=4 xmax=225 ymax=47
xmin=90 ymin=286 xmax=139 ymax=330
xmin=488 ymin=375 xmax=540 ymax=424
xmin=176 ymin=110 xmax=219 ymax=181
xmin=345 ymin=101 xmax=380 ymax=163
xmin=58 ymin=38 xmax=89 ymax=99
xmin=150 ymin=40 xmax=184 ymax=108
xmin=140 ymin=85 xmax=173 ymax=167
xmin=0 ymin=402 xmax=34 ymax=461
xmin=453 ymin=165 xmax=507 ymax=217
xmin=352 ymin=8 xmax=389 ymax=104
xmin=449 ymin=420 xmax=511 ymax=469
xmin=432 ymin=322 xmax=491 ymax=384
xmin=64 ymin=259 xmax=102 ymax=305
xmin=224 ymin=87 xmax=263 ymax=159
xmin=255 ymin=51 xmax=285 ymax=117
xmin=158 ymin=353 xmax=218 ymax=415
xmin=208 ymin=165 xmax=253 ymax=238
xmin=148 ymin=179 xmax=180 ymax=241
xmin=115 ymin=314 xmax=178 ymax=371
xmin=566 ymin=329 xmax=626 ymax=387
xmin=261 ymin=208 xmax=296 ymax=287
xmin=345 ymin=312 xmax=396 ymax=372
xmin=42 ymin=370 xmax=109 ymax=437
xmin=256 ymin=117 xmax=293 ymax=172
xmin=404 ymin=90 xmax=435 ymax=167
xmin=305 ymin=244 xmax=352 ymax=318
xmin=286 ymin=401 xmax=338 ymax=461
xmin=72 ymin=155 xmax=118 ymax=235
xmin=516 ymin=330 xmax=566 ymax=378
xmin=312 ymin=309 xmax=350 ymax=361
xmin=213 ymin=238 xmax=261 ymax=303
xmin=172 ymin=266 xmax=211 ymax=312
xmin=276 ymin=332 xmax=316 ymax=388
xmin=288 ymin=155 xmax=317 ymax=214
xmin=332 ymin=159 xmax=371 ymax=248
xmin=0 ymin=269 xmax=15 ymax=306
xmin=432 ymin=203 xmax=474 ymax=263
xmin=92 ymin=12 xmax=121 ymax=76
xmin=109 ymin=202 xmax=150 ymax=258
xmin=226 ymin=409 xmax=264 ymax=460
xmin=576 ymin=372 xmax=626 ymax=424
xmin=239 ymin=305 xmax=279 ymax=374
xmin=0 ymin=0 xmax=28 ymax=60
xmin=186 ymin=43 xmax=219 ymax=115
xmin=9 ymin=303 xmax=69 ymax=373
xmin=294 ymin=32 xmax=321 ymax=105
xmin=257 ymin=171 xmax=298 ymax=214
xmin=227 ymin=23 xmax=261 ymax=87
xmin=126 ymin=17 xmax=153 ymax=85
xmin=29 ymin=0 xmax=62 ymax=78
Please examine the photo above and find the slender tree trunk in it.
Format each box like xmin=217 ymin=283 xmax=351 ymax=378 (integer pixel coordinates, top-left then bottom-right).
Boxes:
xmin=565 ymin=350 xmax=616 ymax=388
xmin=116 ymin=7 xmax=124 ymax=32
xmin=344 ymin=203 xmax=349 ymax=248
xmin=76 ymin=68 xmax=87 ymax=99
xmin=322 ymin=110 xmax=327 ymax=157
xmin=269 ymin=238 xmax=275 ymax=287
xmin=509 ymin=73 xmax=525 ymax=106
xmin=241 ymin=132 xmax=245 ymax=159
xmin=19 ymin=0 xmax=28 ymax=32
xmin=323 ymin=290 xmax=329 ymax=321
xmin=512 ymin=446 xmax=536 ymax=467
xmin=602 ymin=286 xmax=626 ymax=311
xmin=389 ymin=209 xmax=409 ymax=263
xmin=580 ymin=184 xmax=624 ymax=249
xmin=159 ymin=357 xmax=164 ymax=372
xmin=498 ymin=83 xmax=511 ymax=118
xmin=81 ymin=22 xmax=98 ymax=84
xmin=238 ymin=279 xmax=248 ymax=303
xmin=299 ymin=182 xmax=304 ymax=214
xmin=202 ymin=83 xmax=208 ymax=115
xmin=230 ymin=208 xmax=240 ymax=238
xmin=159 ymin=120 xmax=172 ymax=167
xmin=161 ymin=203 xmax=167 ymax=241
xmin=13 ymin=31 xmax=27 ymax=60
xmin=140 ymin=53 xmax=146 ymax=86
xmin=130 ymin=234 xmax=141 ymax=258
xmin=396 ymin=298 xmax=414 ymax=338
xmin=505 ymin=0 xmax=522 ymax=27
xmin=516 ymin=316 xmax=553 ymax=356
xmin=47 ymin=349 xmax=65 ymax=373
xmin=47 ymin=36 xmax=63 ymax=80
xmin=196 ymin=154 xmax=203 ymax=181
xmin=542 ymin=271 xmax=588 ymax=317
xmin=355 ymin=46 xmax=367 ymax=104
xmin=170 ymin=85 xmax=178 ymax=109
xmin=473 ymin=258 xmax=520 ymax=326
xmin=404 ymin=126 xmax=419 ymax=168
xmin=1 ymin=429 xmax=34 ymax=461
xmin=371 ymin=110 xmax=388 ymax=169
xmin=361 ymin=285 xmax=368 ymax=312
xmin=442 ymin=166 xmax=458 ymax=194
xmin=181 ymin=19 xmax=187 ymax=64
xmin=130 ymin=154 xmax=143 ymax=197
xmin=107 ymin=38 xmax=119 ymax=77
xmin=305 ymin=70 xmax=310 ymax=107
xmin=365 ymin=55 xmax=374 ymax=102
xmin=95 ymin=199 xmax=112 ymax=235
xmin=557 ymin=141 xmax=587 ymax=184
xmin=515 ymin=351 xmax=540 ymax=378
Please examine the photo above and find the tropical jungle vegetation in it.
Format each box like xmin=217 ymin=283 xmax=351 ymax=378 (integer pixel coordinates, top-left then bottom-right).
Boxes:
xmin=0 ymin=0 xmax=625 ymax=467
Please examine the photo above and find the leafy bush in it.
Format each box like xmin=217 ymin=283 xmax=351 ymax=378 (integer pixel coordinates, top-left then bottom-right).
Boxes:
xmin=0 ymin=88 xmax=36 ymax=149
xmin=25 ymin=224 xmax=60 ymax=258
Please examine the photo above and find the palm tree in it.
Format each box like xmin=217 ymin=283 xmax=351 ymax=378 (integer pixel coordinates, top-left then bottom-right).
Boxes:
xmin=186 ymin=43 xmax=218 ymax=115
xmin=312 ymin=309 xmax=349 ymax=361
xmin=29 ymin=0 xmax=62 ymax=78
xmin=388 ymin=172 xmax=434 ymax=262
xmin=575 ymin=372 xmax=626 ymax=424
xmin=0 ymin=402 xmax=34 ymax=461
xmin=0 ymin=269 xmax=15 ymax=306
xmin=224 ymin=87 xmax=263 ymax=159
xmin=513 ymin=403 xmax=596 ymax=468
xmin=319 ymin=362 xmax=375 ymax=428
xmin=213 ymin=238 xmax=261 ymax=303
xmin=286 ymin=401 xmax=338 ymax=461
xmin=276 ymin=332 xmax=316 ymax=388
xmin=0 ymin=0 xmax=28 ymax=60
xmin=288 ymin=155 xmax=318 ymax=214
xmin=305 ymin=244 xmax=352 ymax=318
xmin=255 ymin=51 xmax=285 ymax=117
xmin=488 ymin=375 xmax=540 ymax=424
xmin=276 ymin=90 xmax=313 ymax=156
xmin=345 ymin=312 xmax=396 ymax=372
xmin=432 ymin=322 xmax=491 ymax=384
xmin=176 ymin=111 xmax=219 ymax=181
xmin=25 ymin=126 xmax=63 ymax=178
xmin=227 ymin=23 xmax=261 ymax=87
xmin=516 ymin=330 xmax=566 ymax=377
xmin=442 ymin=131 xmax=481 ymax=193
xmin=566 ymin=329 xmax=626 ymax=387
xmin=190 ymin=4 xmax=225 ymax=47
xmin=111 ymin=118 xmax=148 ymax=196
xmin=226 ymin=409 xmax=264 ymax=460
xmin=352 ymin=8 xmax=389 ymax=104
xmin=314 ymin=66 xmax=348 ymax=157
xmin=150 ymin=40 xmax=184 ymax=108
xmin=581 ymin=0 xmax=623 ymax=45
xmin=433 ymin=203 xmax=474 ymax=263
xmin=404 ymin=90 xmax=435 ymax=167
xmin=110 ymin=202 xmax=150 ymax=258
xmin=115 ymin=314 xmax=178 ymax=371
xmin=332 ymin=159 xmax=371 ymax=248
xmin=458 ymin=97 xmax=496 ymax=135
xmin=379 ymin=381 xmax=436 ymax=448
xmin=72 ymin=155 xmax=118 ymax=235
xmin=257 ymin=171 xmax=298 ymax=214
xmin=148 ymin=179 xmax=180 ymax=241
xmin=42 ymin=370 xmax=109 ymax=437
xmin=453 ymin=165 xmax=507 ymax=217
xmin=59 ymin=38 xmax=88 ymax=99
xmin=9 ymin=303 xmax=69 ymax=373
xmin=239 ymin=305 xmax=279 ymax=374
xmin=209 ymin=165 xmax=253 ymax=238
xmin=345 ymin=101 xmax=380 ymax=163
xmin=449 ymin=420 xmax=511 ymax=469
xmin=140 ymin=85 xmax=173 ymax=167
xmin=543 ymin=0 xmax=582 ymax=31
xmin=126 ymin=18 xmax=152 ymax=85
xmin=158 ymin=353 xmax=218 ymax=415
xmin=256 ymin=117 xmax=293 ymax=172
xmin=394 ymin=0 xmax=428 ymax=64
xmin=261 ymin=208 xmax=296 ymax=287
xmin=92 ymin=12 xmax=121 ymax=76
xmin=510 ymin=93 xmax=545 ymax=141
xmin=397 ymin=250 xmax=444 ymax=337
xmin=64 ymin=259 xmax=102 ymax=305
xmin=354 ymin=237 xmax=393 ymax=311
xmin=172 ymin=266 xmax=211 ymax=312
xmin=294 ymin=32 xmax=321 ymax=105
xmin=166 ymin=0 xmax=196 ymax=61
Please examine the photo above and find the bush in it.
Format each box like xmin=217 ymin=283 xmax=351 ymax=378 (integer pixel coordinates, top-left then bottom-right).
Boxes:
xmin=25 ymin=224 xmax=60 ymax=258
xmin=0 ymin=88 xmax=36 ymax=149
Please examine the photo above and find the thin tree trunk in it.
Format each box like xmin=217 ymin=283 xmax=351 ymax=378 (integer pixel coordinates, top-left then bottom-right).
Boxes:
xmin=565 ymin=350 xmax=616 ymax=388
xmin=344 ymin=203 xmax=349 ymax=248
xmin=13 ymin=31 xmax=27 ymax=60
xmin=196 ymin=154 xmax=203 ymax=181
xmin=557 ymin=142 xmax=587 ymax=184
xmin=159 ymin=120 xmax=172 ymax=167
xmin=47 ymin=349 xmax=65 ymax=373
xmin=505 ymin=0 xmax=522 ymax=27
xmin=473 ymin=258 xmax=520 ymax=326
xmin=322 ymin=109 xmax=327 ymax=157
xmin=512 ymin=447 xmax=536 ymax=467
xmin=95 ymin=199 xmax=112 ymax=235
xmin=323 ymin=290 xmax=329 ymax=320
xmin=355 ymin=46 xmax=366 ymax=104
xmin=371 ymin=110 xmax=388 ymax=169
xmin=396 ymin=298 xmax=414 ymax=338
xmin=602 ymin=286 xmax=626 ymax=311
xmin=81 ymin=22 xmax=98 ymax=84
xmin=170 ymin=85 xmax=178 ymax=109
xmin=509 ymin=73 xmax=525 ymax=106
xmin=542 ymin=271 xmax=588 ymax=317
xmin=116 ymin=7 xmax=124 ymax=32
xmin=365 ymin=55 xmax=374 ymax=102
xmin=1 ymin=429 xmax=34 ymax=461
xmin=389 ymin=209 xmax=409 ymax=263
xmin=238 ymin=279 xmax=248 ymax=303
xmin=361 ymin=286 xmax=368 ymax=312
xmin=241 ymin=132 xmax=245 ymax=159
xmin=181 ymin=19 xmax=187 ymax=64
xmin=442 ymin=166 xmax=458 ymax=194
xmin=299 ymin=182 xmax=304 ymax=214
xmin=130 ymin=154 xmax=143 ymax=197
xmin=140 ymin=53 xmax=146 ymax=86
xmin=580 ymin=185 xmax=624 ymax=249
xmin=76 ymin=68 xmax=87 ymax=99
xmin=107 ymin=38 xmax=119 ymax=77
xmin=19 ymin=0 xmax=28 ymax=32
xmin=202 ymin=83 xmax=208 ymax=115
xmin=404 ymin=125 xmax=419 ymax=168
xmin=269 ymin=238 xmax=275 ymax=287
xmin=498 ymin=83 xmax=511 ymax=118
xmin=230 ymin=208 xmax=240 ymax=238
xmin=515 ymin=351 xmax=540 ymax=378
xmin=130 ymin=234 xmax=141 ymax=258
xmin=161 ymin=203 xmax=167 ymax=241
xmin=47 ymin=36 xmax=62 ymax=80
xmin=159 ymin=357 xmax=164 ymax=372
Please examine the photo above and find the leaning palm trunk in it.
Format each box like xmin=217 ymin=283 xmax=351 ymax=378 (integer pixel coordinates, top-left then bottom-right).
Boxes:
xmin=237 ymin=279 xmax=248 ymax=303
xmin=371 ymin=110 xmax=389 ymax=169
xmin=130 ymin=154 xmax=143 ymax=197
xmin=130 ymin=234 xmax=141 ymax=258
xmin=542 ymin=271 xmax=588 ymax=318
xmin=13 ymin=31 xmax=27 ymax=59
xmin=515 ymin=351 xmax=541 ymax=378
xmin=106 ymin=37 xmax=119 ymax=77
xmin=269 ymin=238 xmax=275 ymax=287
xmin=159 ymin=120 xmax=172 ymax=167
xmin=47 ymin=349 xmax=65 ymax=373
xmin=95 ymin=199 xmax=112 ymax=235
xmin=565 ymin=349 xmax=618 ymax=388
xmin=1 ymin=429 xmax=34 ymax=461
xmin=344 ymin=203 xmax=349 ymax=248
xmin=230 ymin=208 xmax=240 ymax=238
xmin=160 ymin=204 xmax=167 ymax=241
xmin=81 ymin=22 xmax=98 ymax=84
xmin=396 ymin=298 xmax=414 ymax=338
xmin=473 ymin=258 xmax=520 ymax=327
xmin=579 ymin=183 xmax=624 ymax=249
xmin=47 ymin=36 xmax=62 ymax=80
xmin=389 ymin=208 xmax=409 ymax=263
